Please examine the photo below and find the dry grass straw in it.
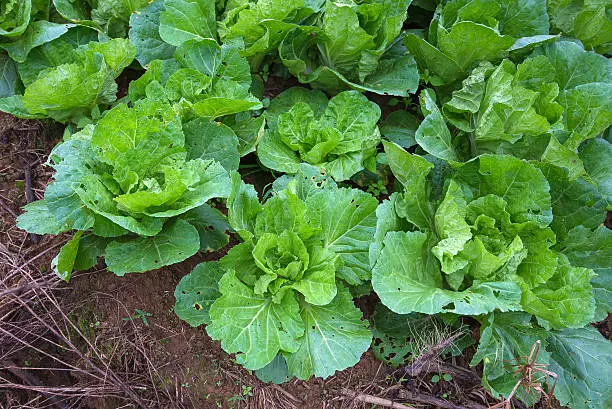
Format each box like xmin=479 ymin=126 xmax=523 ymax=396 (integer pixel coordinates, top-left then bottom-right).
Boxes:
xmin=0 ymin=113 xmax=183 ymax=408
xmin=0 ymin=239 xmax=163 ymax=408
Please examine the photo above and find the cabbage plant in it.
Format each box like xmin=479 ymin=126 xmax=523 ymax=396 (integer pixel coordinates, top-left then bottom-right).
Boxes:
xmin=279 ymin=0 xmax=418 ymax=96
xmin=17 ymin=98 xmax=231 ymax=279
xmin=258 ymin=87 xmax=381 ymax=181
xmin=175 ymin=166 xmax=378 ymax=379
xmin=372 ymin=142 xmax=595 ymax=329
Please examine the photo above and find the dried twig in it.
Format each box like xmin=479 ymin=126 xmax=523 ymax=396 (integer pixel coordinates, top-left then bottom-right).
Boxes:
xmin=0 ymin=282 xmax=50 ymax=298
xmin=405 ymin=333 xmax=462 ymax=377
xmin=0 ymin=263 xmax=174 ymax=408
xmin=22 ymin=160 xmax=39 ymax=243
xmin=16 ymin=240 xmax=65 ymax=269
xmin=342 ymin=388 xmax=417 ymax=409
xmin=1 ymin=360 xmax=71 ymax=409
xmin=419 ymin=359 xmax=483 ymax=387
xmin=398 ymin=389 xmax=487 ymax=409
xmin=0 ymin=196 xmax=17 ymax=218
xmin=271 ymin=384 xmax=302 ymax=403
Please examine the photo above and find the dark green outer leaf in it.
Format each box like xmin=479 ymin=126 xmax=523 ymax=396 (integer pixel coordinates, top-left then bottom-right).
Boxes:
xmin=105 ymin=219 xmax=200 ymax=275
xmin=348 ymin=55 xmax=419 ymax=97
xmin=184 ymin=117 xmax=240 ymax=172
xmin=283 ymin=285 xmax=372 ymax=379
xmin=129 ymin=0 xmax=176 ymax=67
xmin=74 ymin=235 xmax=107 ymax=271
xmin=254 ymin=354 xmax=291 ymax=384
xmin=0 ymin=21 xmax=74 ymax=63
xmin=174 ymin=261 xmax=224 ymax=326
xmin=547 ymin=327 xmax=612 ymax=409
xmin=538 ymin=40 xmax=612 ymax=91
xmin=0 ymin=51 xmax=17 ymax=97
xmin=380 ymin=110 xmax=419 ymax=148
xmin=181 ymin=204 xmax=230 ymax=252
xmin=371 ymin=305 xmax=433 ymax=368
xmin=0 ymin=95 xmax=45 ymax=119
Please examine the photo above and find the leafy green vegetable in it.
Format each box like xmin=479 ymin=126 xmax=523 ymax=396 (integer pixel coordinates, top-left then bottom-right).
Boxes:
xmin=128 ymin=38 xmax=262 ymax=124
xmin=0 ymin=0 xmax=33 ymax=37
xmin=54 ymin=0 xmax=150 ymax=37
xmin=404 ymin=0 xmax=555 ymax=86
xmin=126 ymin=38 xmax=262 ymax=168
xmin=17 ymin=98 xmax=231 ymax=278
xmin=3 ymin=2 xmax=611 ymax=406
xmin=258 ymin=88 xmax=381 ymax=181
xmin=541 ymin=160 xmax=609 ymax=244
xmin=0 ymin=37 xmax=135 ymax=123
xmin=372 ymin=142 xmax=595 ymax=328
xmin=548 ymin=0 xmax=612 ymax=54
xmin=176 ymin=168 xmax=375 ymax=378
xmin=546 ymin=326 xmax=612 ymax=409
xmin=278 ymin=0 xmax=419 ymax=96
xmin=414 ymin=41 xmax=611 ymax=180
xmin=218 ymin=0 xmax=322 ymax=67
